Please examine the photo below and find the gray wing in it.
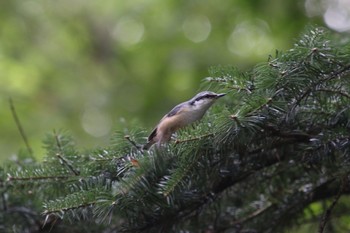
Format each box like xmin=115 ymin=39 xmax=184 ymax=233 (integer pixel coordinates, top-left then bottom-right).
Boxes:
xmin=147 ymin=127 xmax=158 ymax=141
xmin=166 ymin=104 xmax=183 ymax=117
xmin=146 ymin=103 xmax=184 ymax=143
xmin=143 ymin=126 xmax=157 ymax=150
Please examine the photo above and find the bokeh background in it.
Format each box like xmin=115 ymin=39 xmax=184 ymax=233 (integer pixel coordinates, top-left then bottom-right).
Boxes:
xmin=0 ymin=0 xmax=349 ymax=160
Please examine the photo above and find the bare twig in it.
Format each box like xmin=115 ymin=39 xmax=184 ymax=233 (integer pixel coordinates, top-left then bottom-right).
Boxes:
xmin=318 ymin=176 xmax=348 ymax=233
xmin=124 ymin=135 xmax=143 ymax=153
xmin=9 ymin=98 xmax=33 ymax=156
xmin=231 ymin=203 xmax=273 ymax=226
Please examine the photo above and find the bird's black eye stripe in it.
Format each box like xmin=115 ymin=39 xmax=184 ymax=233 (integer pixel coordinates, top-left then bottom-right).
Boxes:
xmin=195 ymin=94 xmax=216 ymax=101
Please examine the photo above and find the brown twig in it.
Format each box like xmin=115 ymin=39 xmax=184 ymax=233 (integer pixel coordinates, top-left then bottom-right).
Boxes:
xmin=9 ymin=98 xmax=33 ymax=156
xmin=231 ymin=203 xmax=273 ymax=226
xmin=318 ymin=176 xmax=348 ymax=233
xmin=124 ymin=135 xmax=143 ymax=153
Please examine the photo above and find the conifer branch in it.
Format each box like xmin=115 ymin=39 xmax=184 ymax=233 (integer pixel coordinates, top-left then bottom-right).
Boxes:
xmin=7 ymin=175 xmax=69 ymax=181
xmin=321 ymin=63 xmax=350 ymax=82
xmin=54 ymin=131 xmax=80 ymax=176
xmin=174 ymin=133 xmax=213 ymax=144
xmin=230 ymin=114 xmax=242 ymax=126
xmin=43 ymin=201 xmax=96 ymax=215
xmin=227 ymin=85 xmax=252 ymax=93
xmin=316 ymin=88 xmax=350 ymax=99
xmin=293 ymin=64 xmax=350 ymax=108
xmin=3 ymin=27 xmax=350 ymax=232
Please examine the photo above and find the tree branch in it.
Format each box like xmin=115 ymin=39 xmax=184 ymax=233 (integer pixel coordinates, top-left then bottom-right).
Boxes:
xmin=9 ymin=98 xmax=33 ymax=156
xmin=318 ymin=175 xmax=348 ymax=233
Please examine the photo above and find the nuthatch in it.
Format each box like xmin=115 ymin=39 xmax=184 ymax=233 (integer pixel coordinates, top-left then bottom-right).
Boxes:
xmin=143 ymin=91 xmax=226 ymax=150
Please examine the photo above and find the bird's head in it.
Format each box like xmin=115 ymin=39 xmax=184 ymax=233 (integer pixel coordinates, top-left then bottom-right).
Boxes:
xmin=189 ymin=91 xmax=226 ymax=109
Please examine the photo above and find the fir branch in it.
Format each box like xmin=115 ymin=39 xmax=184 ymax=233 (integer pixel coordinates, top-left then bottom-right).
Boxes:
xmin=7 ymin=175 xmax=69 ymax=181
xmin=227 ymin=85 xmax=252 ymax=93
xmin=42 ymin=182 xmax=112 ymax=219
xmin=5 ymin=163 xmax=72 ymax=183
xmin=9 ymin=98 xmax=33 ymax=156
xmin=319 ymin=63 xmax=350 ymax=83
xmin=292 ymin=63 xmax=350 ymax=109
xmin=229 ymin=114 xmax=242 ymax=127
xmin=43 ymin=201 xmax=96 ymax=216
xmin=315 ymin=88 xmax=350 ymax=99
xmin=114 ymin=154 xmax=153 ymax=195
xmin=54 ymin=131 xmax=80 ymax=176
xmin=174 ymin=133 xmax=213 ymax=144
xmin=159 ymin=148 xmax=201 ymax=196
xmin=207 ymin=77 xmax=251 ymax=93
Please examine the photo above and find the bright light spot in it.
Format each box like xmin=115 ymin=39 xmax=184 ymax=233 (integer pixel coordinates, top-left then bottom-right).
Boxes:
xmin=227 ymin=20 xmax=273 ymax=57
xmin=182 ymin=15 xmax=211 ymax=43
xmin=305 ymin=0 xmax=350 ymax=32
xmin=82 ymin=106 xmax=112 ymax=137
xmin=324 ymin=0 xmax=350 ymax=32
xmin=113 ymin=17 xmax=144 ymax=47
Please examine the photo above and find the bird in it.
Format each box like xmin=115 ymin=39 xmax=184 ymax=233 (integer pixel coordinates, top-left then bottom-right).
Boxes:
xmin=143 ymin=91 xmax=226 ymax=150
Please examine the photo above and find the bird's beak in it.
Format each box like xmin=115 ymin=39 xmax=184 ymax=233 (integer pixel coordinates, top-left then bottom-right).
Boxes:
xmin=216 ymin=93 xmax=226 ymax=98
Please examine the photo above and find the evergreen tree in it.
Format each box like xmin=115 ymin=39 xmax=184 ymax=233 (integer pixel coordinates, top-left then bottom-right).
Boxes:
xmin=1 ymin=27 xmax=350 ymax=233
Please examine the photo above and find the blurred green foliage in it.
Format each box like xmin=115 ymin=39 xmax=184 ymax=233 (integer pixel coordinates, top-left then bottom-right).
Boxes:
xmin=0 ymin=0 xmax=322 ymax=159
